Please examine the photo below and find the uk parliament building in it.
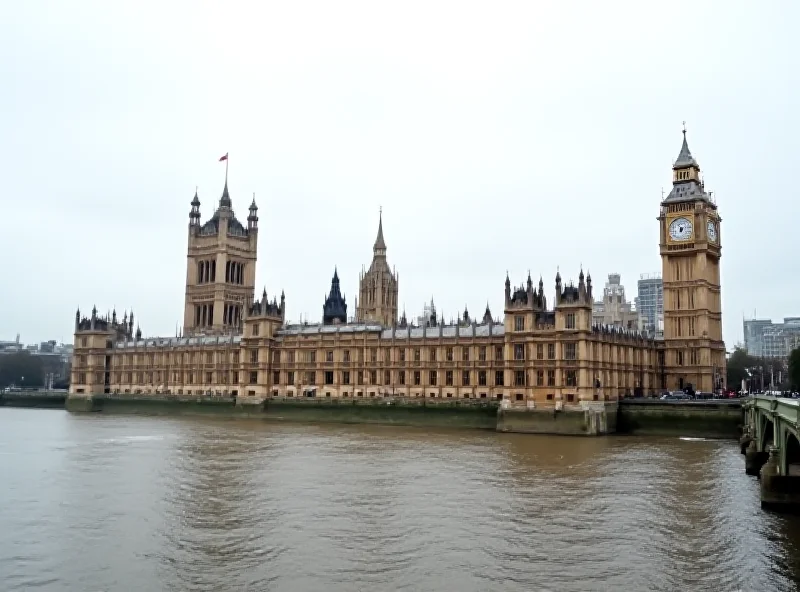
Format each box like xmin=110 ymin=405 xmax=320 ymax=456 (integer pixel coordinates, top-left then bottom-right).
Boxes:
xmin=70 ymin=130 xmax=726 ymax=405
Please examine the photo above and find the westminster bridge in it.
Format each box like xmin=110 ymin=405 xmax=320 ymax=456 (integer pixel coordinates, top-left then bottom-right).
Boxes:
xmin=742 ymin=395 xmax=800 ymax=510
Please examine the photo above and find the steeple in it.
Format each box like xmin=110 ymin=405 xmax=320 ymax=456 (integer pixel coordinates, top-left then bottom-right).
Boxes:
xmin=373 ymin=208 xmax=387 ymax=255
xmin=323 ymin=267 xmax=347 ymax=325
xmin=219 ymin=180 xmax=232 ymax=209
xmin=664 ymin=123 xmax=706 ymax=203
xmin=674 ymin=123 xmax=699 ymax=169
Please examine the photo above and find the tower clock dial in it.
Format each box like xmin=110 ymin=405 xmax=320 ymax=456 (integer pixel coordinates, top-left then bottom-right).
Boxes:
xmin=707 ymin=221 xmax=717 ymax=242
xmin=668 ymin=217 xmax=693 ymax=241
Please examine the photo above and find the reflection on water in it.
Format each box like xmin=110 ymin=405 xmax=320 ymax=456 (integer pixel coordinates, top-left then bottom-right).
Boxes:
xmin=1 ymin=409 xmax=800 ymax=591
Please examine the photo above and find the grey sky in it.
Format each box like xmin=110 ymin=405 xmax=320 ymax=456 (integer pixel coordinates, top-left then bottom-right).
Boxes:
xmin=1 ymin=1 xmax=797 ymax=347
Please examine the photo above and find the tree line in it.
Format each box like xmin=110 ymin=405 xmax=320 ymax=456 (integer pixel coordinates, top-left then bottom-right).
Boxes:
xmin=727 ymin=345 xmax=800 ymax=392
xmin=0 ymin=352 xmax=70 ymax=389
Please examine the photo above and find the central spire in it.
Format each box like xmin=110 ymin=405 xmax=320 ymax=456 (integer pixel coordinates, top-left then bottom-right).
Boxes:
xmin=219 ymin=180 xmax=232 ymax=208
xmin=373 ymin=207 xmax=386 ymax=254
xmin=673 ymin=123 xmax=699 ymax=169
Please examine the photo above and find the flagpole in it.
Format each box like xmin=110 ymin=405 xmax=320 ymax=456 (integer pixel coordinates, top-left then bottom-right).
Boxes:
xmin=226 ymin=154 xmax=229 ymax=185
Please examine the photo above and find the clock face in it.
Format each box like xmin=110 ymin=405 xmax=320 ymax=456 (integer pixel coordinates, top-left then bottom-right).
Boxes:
xmin=707 ymin=221 xmax=717 ymax=242
xmin=669 ymin=217 xmax=694 ymax=241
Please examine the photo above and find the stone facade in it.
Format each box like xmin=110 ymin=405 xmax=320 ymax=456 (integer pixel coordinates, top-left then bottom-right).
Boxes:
xmin=592 ymin=273 xmax=639 ymax=331
xmin=658 ymin=128 xmax=726 ymax=393
xmin=69 ymin=129 xmax=726 ymax=403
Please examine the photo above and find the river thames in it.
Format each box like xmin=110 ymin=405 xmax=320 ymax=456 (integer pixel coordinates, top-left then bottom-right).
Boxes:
xmin=2 ymin=409 xmax=800 ymax=591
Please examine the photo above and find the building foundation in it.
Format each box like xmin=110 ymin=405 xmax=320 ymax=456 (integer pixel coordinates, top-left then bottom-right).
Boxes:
xmin=745 ymin=440 xmax=768 ymax=476
xmin=761 ymin=448 xmax=800 ymax=512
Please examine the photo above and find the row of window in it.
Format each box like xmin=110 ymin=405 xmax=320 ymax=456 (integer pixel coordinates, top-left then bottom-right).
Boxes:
xmin=81 ymin=368 xmax=652 ymax=390
xmin=196 ymin=260 xmax=247 ymax=285
xmin=514 ymin=313 xmax=576 ymax=331
xmin=96 ymin=341 xmax=656 ymax=370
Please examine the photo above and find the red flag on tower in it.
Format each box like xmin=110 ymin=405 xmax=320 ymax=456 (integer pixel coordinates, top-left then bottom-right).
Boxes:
xmin=219 ymin=153 xmax=228 ymax=162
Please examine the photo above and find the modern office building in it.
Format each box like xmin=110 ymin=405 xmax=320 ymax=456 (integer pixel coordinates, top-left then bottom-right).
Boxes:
xmin=744 ymin=317 xmax=800 ymax=358
xmin=637 ymin=273 xmax=664 ymax=337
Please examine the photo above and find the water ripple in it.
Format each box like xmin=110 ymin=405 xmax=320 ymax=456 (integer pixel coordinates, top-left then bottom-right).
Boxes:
xmin=3 ymin=411 xmax=800 ymax=591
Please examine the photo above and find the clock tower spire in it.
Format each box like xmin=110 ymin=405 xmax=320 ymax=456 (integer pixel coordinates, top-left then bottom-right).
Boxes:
xmin=659 ymin=125 xmax=725 ymax=393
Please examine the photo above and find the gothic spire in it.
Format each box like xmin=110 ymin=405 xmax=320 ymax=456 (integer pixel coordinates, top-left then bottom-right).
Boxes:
xmin=373 ymin=208 xmax=386 ymax=253
xmin=674 ymin=123 xmax=699 ymax=169
xmin=219 ymin=180 xmax=232 ymax=208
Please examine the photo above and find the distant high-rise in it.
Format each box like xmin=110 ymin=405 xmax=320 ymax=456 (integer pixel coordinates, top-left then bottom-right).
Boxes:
xmin=637 ymin=273 xmax=663 ymax=336
xmin=744 ymin=317 xmax=800 ymax=358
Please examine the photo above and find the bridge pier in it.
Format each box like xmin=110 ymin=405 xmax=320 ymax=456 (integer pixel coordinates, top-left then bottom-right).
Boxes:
xmin=740 ymin=427 xmax=753 ymax=455
xmin=761 ymin=447 xmax=800 ymax=511
xmin=745 ymin=440 xmax=768 ymax=476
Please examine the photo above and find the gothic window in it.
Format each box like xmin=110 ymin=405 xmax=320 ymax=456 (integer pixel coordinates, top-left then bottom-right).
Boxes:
xmin=495 ymin=346 xmax=503 ymax=361
xmin=446 ymin=371 xmax=453 ymax=386
xmin=566 ymin=313 xmax=576 ymax=329
xmin=273 ymin=371 xmax=280 ymax=384
xmin=371 ymin=348 xmax=377 ymax=362
xmin=308 ymin=351 xmax=316 ymax=363
xmin=384 ymin=370 xmax=390 ymax=384
xmin=548 ymin=344 xmax=555 ymax=359
xmin=357 ymin=371 xmax=363 ymax=384
xmin=446 ymin=347 xmax=453 ymax=362
xmin=272 ymin=351 xmax=280 ymax=363
xmin=326 ymin=351 xmax=334 ymax=363
xmin=324 ymin=372 xmax=334 ymax=385
xmin=537 ymin=344 xmax=543 ymax=360
xmin=565 ymin=343 xmax=576 ymax=360
xmin=429 ymin=371 xmax=437 ymax=386
xmin=252 ymin=324 xmax=259 ymax=337
xmin=478 ymin=371 xmax=486 ymax=386
xmin=463 ymin=371 xmax=470 ymax=386
xmin=514 ymin=344 xmax=524 ymax=361
xmin=399 ymin=371 xmax=405 ymax=385
xmin=399 ymin=349 xmax=405 ymax=362
xmin=430 ymin=348 xmax=437 ymax=362
xmin=370 ymin=370 xmax=377 ymax=384
xmin=548 ymin=370 xmax=555 ymax=386
xmin=479 ymin=347 xmax=486 ymax=361
xmin=249 ymin=350 xmax=258 ymax=364
xmin=343 ymin=371 xmax=350 ymax=385
xmin=414 ymin=371 xmax=421 ymax=386
xmin=565 ymin=370 xmax=577 ymax=387
xmin=414 ymin=349 xmax=421 ymax=362
xmin=515 ymin=316 xmax=524 ymax=331
xmin=343 ymin=349 xmax=350 ymax=362
xmin=249 ymin=371 xmax=258 ymax=384
xmin=495 ymin=371 xmax=504 ymax=386
xmin=515 ymin=371 xmax=525 ymax=386
xmin=287 ymin=371 xmax=294 ymax=384
xmin=537 ymin=370 xmax=544 ymax=386
xmin=462 ymin=348 xmax=470 ymax=362
xmin=307 ymin=371 xmax=316 ymax=384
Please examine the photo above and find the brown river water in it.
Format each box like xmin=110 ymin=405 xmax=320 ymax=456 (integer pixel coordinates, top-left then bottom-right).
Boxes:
xmin=2 ymin=408 xmax=800 ymax=591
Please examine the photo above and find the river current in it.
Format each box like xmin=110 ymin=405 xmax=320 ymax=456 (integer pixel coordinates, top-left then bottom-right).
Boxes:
xmin=1 ymin=408 xmax=799 ymax=591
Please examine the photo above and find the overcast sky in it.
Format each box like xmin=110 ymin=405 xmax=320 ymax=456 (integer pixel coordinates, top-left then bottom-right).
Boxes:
xmin=1 ymin=1 xmax=797 ymax=347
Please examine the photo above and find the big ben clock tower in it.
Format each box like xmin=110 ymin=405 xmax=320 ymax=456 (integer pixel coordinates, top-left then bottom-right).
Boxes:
xmin=658 ymin=126 xmax=725 ymax=393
